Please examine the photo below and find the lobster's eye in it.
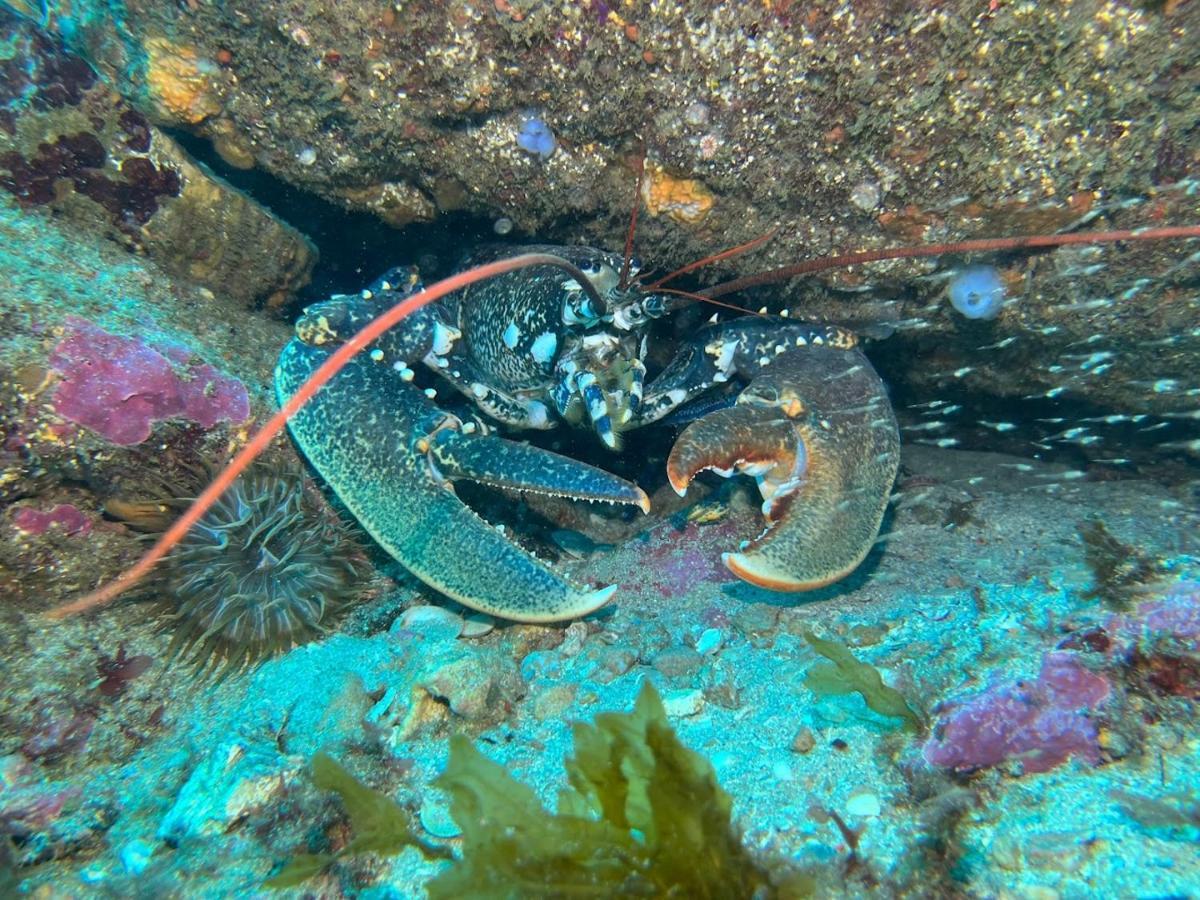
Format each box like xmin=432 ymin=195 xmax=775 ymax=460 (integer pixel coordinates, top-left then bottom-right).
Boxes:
xmin=628 ymin=255 xmax=643 ymax=273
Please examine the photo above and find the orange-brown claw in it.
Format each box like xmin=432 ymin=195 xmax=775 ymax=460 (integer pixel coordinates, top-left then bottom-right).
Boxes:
xmin=667 ymin=344 xmax=899 ymax=591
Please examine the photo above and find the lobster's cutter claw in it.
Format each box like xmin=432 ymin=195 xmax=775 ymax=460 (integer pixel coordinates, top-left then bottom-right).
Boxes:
xmin=429 ymin=430 xmax=650 ymax=513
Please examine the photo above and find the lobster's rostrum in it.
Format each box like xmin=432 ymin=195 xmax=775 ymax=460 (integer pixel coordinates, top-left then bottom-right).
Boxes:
xmin=275 ymin=245 xmax=900 ymax=622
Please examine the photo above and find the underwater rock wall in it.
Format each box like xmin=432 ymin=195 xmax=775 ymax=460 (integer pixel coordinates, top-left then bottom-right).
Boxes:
xmin=40 ymin=0 xmax=1200 ymax=425
xmin=0 ymin=22 xmax=315 ymax=307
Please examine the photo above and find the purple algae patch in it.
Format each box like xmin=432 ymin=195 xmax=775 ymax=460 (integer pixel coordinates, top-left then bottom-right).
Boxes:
xmin=11 ymin=503 xmax=92 ymax=536
xmin=49 ymin=317 xmax=250 ymax=446
xmin=1111 ymin=581 xmax=1200 ymax=651
xmin=923 ymin=651 xmax=1110 ymax=774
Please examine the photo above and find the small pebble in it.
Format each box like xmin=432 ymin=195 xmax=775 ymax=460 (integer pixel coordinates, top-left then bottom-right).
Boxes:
xmin=790 ymin=727 xmax=816 ymax=754
xmin=460 ymin=613 xmax=495 ymax=639
xmin=732 ymin=604 xmax=779 ymax=637
xmin=702 ymin=665 xmax=741 ymax=710
xmin=771 ymin=761 xmax=794 ymax=782
xmin=845 ymin=791 xmax=881 ymax=817
xmin=694 ymin=627 xmax=723 ymax=655
xmin=532 ymin=683 xmax=577 ymax=721
xmin=419 ymin=799 xmax=461 ymax=839
xmin=493 ymin=216 xmax=514 ymax=235
xmin=590 ymin=645 xmax=637 ymax=684
xmin=297 ymin=146 xmax=317 ymax=166
xmin=119 ymin=838 xmax=155 ymax=876
xmin=559 ymin=621 xmax=589 ymax=656
xmin=396 ymin=605 xmax=463 ymax=642
xmin=651 ymin=646 xmax=704 ymax=678
xmin=661 ymin=687 xmax=704 ymax=717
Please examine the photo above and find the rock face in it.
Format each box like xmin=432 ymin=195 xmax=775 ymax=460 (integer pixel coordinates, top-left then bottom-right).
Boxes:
xmin=0 ymin=24 xmax=315 ymax=307
xmin=16 ymin=3 xmax=1200 ymax=437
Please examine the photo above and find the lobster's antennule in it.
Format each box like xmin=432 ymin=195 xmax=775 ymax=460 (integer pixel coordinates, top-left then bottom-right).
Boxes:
xmin=702 ymin=224 xmax=1200 ymax=300
xmin=46 ymin=253 xmax=606 ymax=621
xmin=653 ymin=287 xmax=766 ymax=317
xmin=618 ymin=152 xmax=645 ymax=292
xmin=647 ymin=228 xmax=779 ymax=289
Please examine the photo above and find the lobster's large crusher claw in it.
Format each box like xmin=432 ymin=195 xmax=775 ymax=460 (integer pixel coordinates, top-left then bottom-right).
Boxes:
xmin=666 ymin=342 xmax=899 ymax=591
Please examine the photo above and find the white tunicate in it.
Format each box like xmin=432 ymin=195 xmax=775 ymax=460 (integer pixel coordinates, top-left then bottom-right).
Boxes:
xmin=683 ymin=100 xmax=711 ymax=126
xmin=948 ymin=266 xmax=1006 ymax=320
xmin=849 ymin=180 xmax=881 ymax=211
xmin=297 ymin=146 xmax=317 ymax=166
xmin=493 ymin=216 xmax=514 ymax=235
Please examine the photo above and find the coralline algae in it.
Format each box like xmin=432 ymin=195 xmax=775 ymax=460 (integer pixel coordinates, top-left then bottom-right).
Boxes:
xmin=48 ymin=317 xmax=250 ymax=445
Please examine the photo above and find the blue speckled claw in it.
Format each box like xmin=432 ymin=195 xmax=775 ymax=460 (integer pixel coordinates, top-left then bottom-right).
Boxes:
xmin=275 ymin=337 xmax=646 ymax=623
xmin=429 ymin=432 xmax=650 ymax=512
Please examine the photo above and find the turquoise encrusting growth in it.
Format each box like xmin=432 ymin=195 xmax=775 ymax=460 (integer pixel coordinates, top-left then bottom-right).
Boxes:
xmin=274 ymin=287 xmax=649 ymax=622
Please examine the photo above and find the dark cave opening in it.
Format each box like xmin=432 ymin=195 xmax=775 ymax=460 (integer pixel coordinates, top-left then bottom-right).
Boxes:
xmin=169 ymin=129 xmax=511 ymax=307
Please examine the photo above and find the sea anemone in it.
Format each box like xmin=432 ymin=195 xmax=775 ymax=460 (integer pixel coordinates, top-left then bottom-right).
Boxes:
xmin=152 ymin=468 xmax=366 ymax=674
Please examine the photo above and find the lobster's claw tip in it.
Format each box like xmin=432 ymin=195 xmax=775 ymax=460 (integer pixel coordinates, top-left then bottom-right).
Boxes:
xmin=634 ymin=488 xmax=652 ymax=514
xmin=666 ymin=461 xmax=691 ymax=496
xmin=583 ymin=582 xmax=618 ymax=608
xmin=722 ymin=551 xmax=845 ymax=592
xmin=666 ymin=404 xmax=798 ymax=497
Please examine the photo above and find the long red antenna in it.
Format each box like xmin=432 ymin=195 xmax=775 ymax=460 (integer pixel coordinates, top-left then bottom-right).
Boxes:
xmin=702 ymin=224 xmax=1200 ymax=299
xmin=47 ymin=254 xmax=601 ymax=620
xmin=646 ymin=228 xmax=778 ymax=289
xmin=618 ymin=152 xmax=645 ymax=291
